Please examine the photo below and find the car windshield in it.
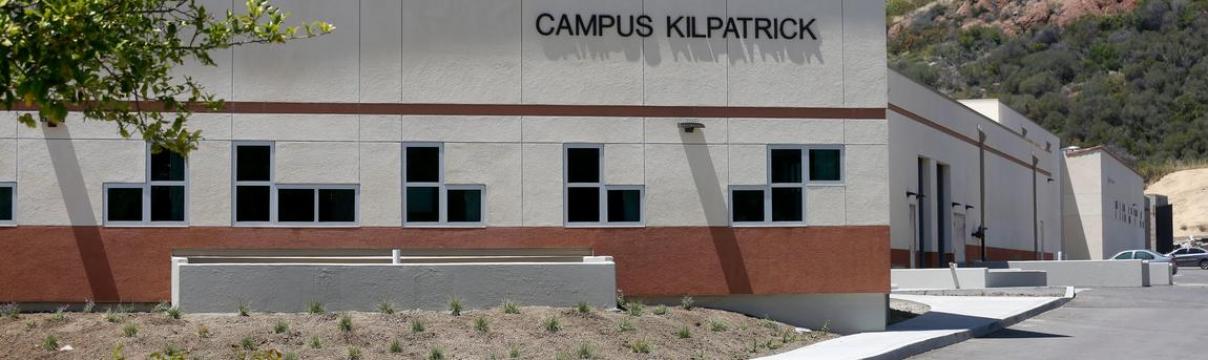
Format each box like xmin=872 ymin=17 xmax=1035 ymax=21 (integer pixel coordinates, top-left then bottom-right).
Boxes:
xmin=1135 ymin=251 xmax=1156 ymax=260
xmin=1113 ymin=252 xmax=1132 ymax=260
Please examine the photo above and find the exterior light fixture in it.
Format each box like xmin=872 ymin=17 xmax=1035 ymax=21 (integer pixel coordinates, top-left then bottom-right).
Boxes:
xmin=951 ymin=202 xmax=962 ymax=208
xmin=906 ymin=191 xmax=924 ymax=198
xmin=678 ymin=122 xmax=705 ymax=133
xmin=965 ymin=205 xmax=975 ymax=210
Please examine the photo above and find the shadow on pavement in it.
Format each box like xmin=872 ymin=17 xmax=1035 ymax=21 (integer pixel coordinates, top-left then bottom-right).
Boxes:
xmin=982 ymin=328 xmax=1069 ymax=339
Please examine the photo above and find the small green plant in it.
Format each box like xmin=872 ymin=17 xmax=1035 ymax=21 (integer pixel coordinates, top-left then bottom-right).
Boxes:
xmin=617 ymin=318 xmax=636 ymax=332
xmin=112 ymin=343 xmax=126 ymax=360
xmin=389 ymin=339 xmax=403 ymax=353
xmin=309 ymin=336 xmax=322 ymax=349
xmin=681 ymin=296 xmax=695 ymax=310
xmin=42 ymin=334 xmax=58 ymax=351
xmin=411 ymin=319 xmax=426 ymax=333
xmin=122 ymin=322 xmax=139 ymax=337
xmin=2 ymin=302 xmax=20 ymax=319
xmin=378 ymin=301 xmax=396 ymax=315
xmin=240 ymin=336 xmax=256 ymax=351
xmin=575 ymin=343 xmax=597 ymax=359
xmin=273 ymin=320 xmax=289 ymax=334
xmin=820 ymin=320 xmax=831 ymax=333
xmin=428 ymin=347 xmax=445 ymax=360
xmin=153 ymin=301 xmax=171 ymax=313
xmin=160 ymin=344 xmax=184 ymax=357
xmin=675 ymin=326 xmax=692 ymax=339
xmin=652 ymin=304 xmax=668 ymax=316
xmin=781 ymin=328 xmax=799 ymax=344
xmin=284 ymin=352 xmax=299 ymax=360
xmin=347 ymin=347 xmax=362 ymax=360
xmin=761 ymin=316 xmax=780 ymax=332
xmin=51 ymin=305 xmax=68 ymax=321
xmin=629 ymin=338 xmax=651 ymax=354
xmin=103 ymin=307 xmax=123 ymax=323
xmin=82 ymin=298 xmax=96 ymax=313
xmin=502 ymin=300 xmax=520 ymax=314
xmin=474 ymin=316 xmax=490 ymax=333
xmin=196 ymin=324 xmax=210 ymax=338
xmin=448 ymin=296 xmax=463 ymax=316
xmin=709 ymin=319 xmax=729 ymax=332
xmin=307 ymin=301 xmax=325 ymax=315
xmin=544 ymin=316 xmax=562 ymax=333
xmin=24 ymin=319 xmax=36 ymax=330
xmin=575 ymin=301 xmax=592 ymax=314
xmin=508 ymin=344 xmax=521 ymax=358
xmin=625 ymin=301 xmax=644 ymax=317
xmin=338 ymin=314 xmax=353 ymax=333
xmin=165 ymin=307 xmax=181 ymax=320
xmin=237 ymin=303 xmax=251 ymax=317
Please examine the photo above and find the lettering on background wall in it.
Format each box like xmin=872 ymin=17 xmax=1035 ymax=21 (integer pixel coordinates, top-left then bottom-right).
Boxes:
xmin=535 ymin=13 xmax=818 ymax=40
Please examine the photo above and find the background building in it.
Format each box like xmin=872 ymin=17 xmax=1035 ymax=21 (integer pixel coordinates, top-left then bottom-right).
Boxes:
xmin=1062 ymin=146 xmax=1147 ymax=259
xmin=0 ymin=0 xmax=890 ymax=332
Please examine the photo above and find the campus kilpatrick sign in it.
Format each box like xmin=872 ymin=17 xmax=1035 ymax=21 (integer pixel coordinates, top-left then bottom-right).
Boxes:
xmin=535 ymin=13 xmax=818 ymax=40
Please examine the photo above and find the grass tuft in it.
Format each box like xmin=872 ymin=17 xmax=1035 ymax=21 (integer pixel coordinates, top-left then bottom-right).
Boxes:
xmin=196 ymin=324 xmax=210 ymax=338
xmin=237 ymin=303 xmax=250 ymax=317
xmin=346 ymin=346 xmax=362 ymax=360
xmin=575 ymin=343 xmax=597 ymax=359
xmin=508 ymin=344 xmax=521 ymax=358
xmin=681 ymin=296 xmax=695 ymax=310
xmin=629 ymin=338 xmax=652 ymax=354
xmin=307 ymin=301 xmax=325 ymax=315
xmin=389 ymin=339 xmax=403 ymax=353
xmin=153 ymin=301 xmax=171 ymax=313
xmin=1 ymin=302 xmax=20 ymax=319
xmin=273 ymin=320 xmax=289 ymax=334
xmin=165 ymin=307 xmax=181 ymax=320
xmin=710 ymin=319 xmax=729 ymax=332
xmin=240 ymin=336 xmax=256 ymax=351
xmin=448 ymin=296 xmax=463 ymax=316
xmin=676 ymin=326 xmax=692 ymax=339
xmin=82 ymin=298 xmax=95 ymax=313
xmin=309 ymin=336 xmax=322 ymax=349
xmin=411 ymin=319 xmax=426 ymax=333
xmin=502 ymin=300 xmax=521 ymax=314
xmin=42 ymin=334 xmax=58 ymax=351
xmin=428 ymin=347 xmax=445 ymax=360
xmin=652 ymin=304 xmax=668 ymax=316
xmin=338 ymin=314 xmax=353 ymax=333
xmin=617 ymin=318 xmax=636 ymax=332
xmin=122 ymin=323 xmax=139 ymax=337
xmin=284 ymin=352 xmax=299 ymax=360
xmin=543 ymin=316 xmax=562 ymax=333
xmin=625 ymin=301 xmax=644 ymax=317
xmin=50 ymin=305 xmax=68 ymax=321
xmin=575 ymin=301 xmax=592 ymax=314
xmin=103 ymin=307 xmax=124 ymax=323
xmin=378 ymin=301 xmax=396 ymax=315
xmin=474 ymin=316 xmax=490 ymax=333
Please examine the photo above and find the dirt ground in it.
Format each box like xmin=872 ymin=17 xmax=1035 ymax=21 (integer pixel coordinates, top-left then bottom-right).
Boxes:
xmin=0 ymin=304 xmax=834 ymax=359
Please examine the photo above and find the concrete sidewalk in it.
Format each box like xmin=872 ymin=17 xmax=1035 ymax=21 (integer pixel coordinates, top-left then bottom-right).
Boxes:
xmin=759 ymin=291 xmax=1073 ymax=360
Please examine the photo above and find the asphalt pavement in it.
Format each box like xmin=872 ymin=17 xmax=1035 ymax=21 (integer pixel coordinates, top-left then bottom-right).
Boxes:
xmin=913 ymin=268 xmax=1208 ymax=359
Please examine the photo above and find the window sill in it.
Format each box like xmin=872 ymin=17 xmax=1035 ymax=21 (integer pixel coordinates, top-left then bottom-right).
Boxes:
xmin=102 ymin=223 xmax=190 ymax=228
xmin=403 ymin=223 xmax=487 ymax=229
xmin=232 ymin=223 xmax=361 ymax=228
xmin=564 ymin=223 xmax=646 ymax=229
xmin=729 ymin=223 xmax=808 ymax=228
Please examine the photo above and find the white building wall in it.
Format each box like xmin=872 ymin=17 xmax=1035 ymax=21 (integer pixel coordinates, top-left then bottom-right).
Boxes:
xmin=1 ymin=0 xmax=889 ymax=229
xmin=1063 ymin=150 xmax=1146 ymax=259
xmin=889 ymin=72 xmax=1062 ymax=266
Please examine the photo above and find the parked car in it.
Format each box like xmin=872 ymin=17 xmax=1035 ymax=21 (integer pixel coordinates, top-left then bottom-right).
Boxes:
xmin=1166 ymin=247 xmax=1208 ymax=269
xmin=1110 ymin=250 xmax=1178 ymax=274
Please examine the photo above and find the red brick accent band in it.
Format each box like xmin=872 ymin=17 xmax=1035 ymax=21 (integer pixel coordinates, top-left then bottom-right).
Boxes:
xmin=0 ymin=225 xmax=890 ymax=303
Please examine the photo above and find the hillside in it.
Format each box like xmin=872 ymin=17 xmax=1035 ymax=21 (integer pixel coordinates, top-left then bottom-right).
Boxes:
xmin=888 ymin=0 xmax=1208 ymax=178
xmin=1146 ymin=167 xmax=1208 ymax=240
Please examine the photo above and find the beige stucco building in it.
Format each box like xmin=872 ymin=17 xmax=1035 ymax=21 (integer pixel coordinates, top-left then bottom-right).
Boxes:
xmin=1062 ymin=146 xmax=1147 ymax=259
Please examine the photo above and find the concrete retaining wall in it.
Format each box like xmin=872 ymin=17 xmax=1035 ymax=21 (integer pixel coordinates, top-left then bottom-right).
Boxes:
xmin=891 ymin=268 xmax=988 ymax=290
xmin=986 ymin=269 xmax=1047 ymax=288
xmin=1147 ymin=262 xmax=1173 ymax=286
xmin=173 ymin=257 xmax=616 ymax=313
xmin=645 ymin=293 xmax=888 ymax=334
xmin=998 ymin=260 xmax=1146 ymax=287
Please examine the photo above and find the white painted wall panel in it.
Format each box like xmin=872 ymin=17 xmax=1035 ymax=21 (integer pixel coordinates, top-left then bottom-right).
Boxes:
xmin=845 ymin=144 xmax=888 ymax=225
xmin=275 ymin=142 xmax=360 ymax=184
xmin=522 ymin=117 xmax=643 ymax=144
xmin=604 ymin=144 xmax=644 ymax=185
xmin=644 ymin=118 xmax=727 ymax=144
xmin=642 ymin=0 xmax=728 ymax=106
xmin=644 ymin=144 xmax=728 ymax=226
xmin=808 ymin=186 xmax=846 ymax=226
xmin=232 ymin=0 xmax=359 ymax=102
xmin=402 ymin=0 xmax=521 ymax=103
xmin=521 ymin=0 xmax=644 ymax=105
xmin=0 ymin=139 xmax=15 ymax=181
xmin=233 ymin=114 xmax=359 ymax=142
xmin=188 ymin=141 xmax=231 ymax=226
xmin=726 ymin=0 xmax=844 ymax=107
xmin=729 ymin=119 xmax=844 ymax=145
xmin=521 ymin=143 xmax=563 ymax=226
xmin=726 ymin=145 xmax=766 ymax=185
xmin=359 ymin=142 xmax=402 ymax=226
xmin=444 ymin=143 xmax=523 ymax=226
xmin=361 ymin=0 xmax=403 ymax=103
xmin=841 ymin=0 xmax=887 ymax=107
xmin=400 ymin=116 xmax=521 ymax=143
xmin=17 ymin=140 xmax=145 ymax=225
xmin=359 ymin=115 xmax=402 ymax=142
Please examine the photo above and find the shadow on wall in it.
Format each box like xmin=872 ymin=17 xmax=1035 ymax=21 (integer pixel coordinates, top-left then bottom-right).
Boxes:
xmin=1060 ymin=159 xmax=1090 ymax=260
xmin=45 ymin=126 xmax=120 ymax=301
xmin=539 ymin=34 xmax=825 ymax=65
xmin=679 ymin=130 xmax=753 ymax=295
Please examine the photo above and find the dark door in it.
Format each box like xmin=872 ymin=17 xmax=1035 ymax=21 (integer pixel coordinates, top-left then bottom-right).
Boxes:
xmin=1156 ymin=205 xmax=1174 ymax=254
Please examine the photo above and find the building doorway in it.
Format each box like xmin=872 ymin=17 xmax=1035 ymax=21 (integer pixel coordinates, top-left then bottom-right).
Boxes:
xmin=936 ymin=163 xmax=951 ymax=265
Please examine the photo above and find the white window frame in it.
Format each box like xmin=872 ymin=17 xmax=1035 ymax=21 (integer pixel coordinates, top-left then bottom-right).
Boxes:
xmin=275 ymin=183 xmax=360 ymax=226
xmin=103 ymin=145 xmax=189 ymax=227
xmin=232 ymin=141 xmax=360 ymax=227
xmin=730 ymin=145 xmax=809 ymax=227
xmin=806 ymin=145 xmax=846 ymax=186
xmin=402 ymin=143 xmax=486 ymax=228
xmin=0 ymin=182 xmax=15 ymax=226
xmin=563 ymin=144 xmax=644 ymax=228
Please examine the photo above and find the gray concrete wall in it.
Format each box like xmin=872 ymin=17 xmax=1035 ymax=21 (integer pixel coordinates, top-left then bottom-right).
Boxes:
xmin=891 ymin=268 xmax=989 ymax=290
xmin=1000 ymin=260 xmax=1146 ymax=287
xmin=1147 ymin=262 xmax=1173 ymax=286
xmin=985 ymin=269 xmax=1047 ymax=288
xmin=644 ymin=293 xmax=887 ymax=334
xmin=174 ymin=258 xmax=616 ymax=313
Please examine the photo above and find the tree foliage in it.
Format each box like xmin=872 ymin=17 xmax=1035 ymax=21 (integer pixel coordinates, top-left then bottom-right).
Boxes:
xmin=0 ymin=0 xmax=332 ymax=155
xmin=891 ymin=0 xmax=1208 ymax=172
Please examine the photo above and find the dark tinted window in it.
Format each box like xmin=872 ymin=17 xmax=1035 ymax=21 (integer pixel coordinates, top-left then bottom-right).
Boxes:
xmin=150 ymin=186 xmax=185 ymax=221
xmin=1135 ymin=251 xmax=1155 ymax=260
xmin=809 ymin=149 xmax=841 ymax=181
xmin=447 ymin=189 xmax=482 ymax=223
xmin=567 ymin=187 xmax=600 ymax=222
xmin=406 ymin=147 xmax=440 ymax=183
xmin=236 ymin=146 xmax=271 ymax=181
xmin=1191 ymin=249 xmax=1207 ymax=254
xmin=235 ymin=186 xmax=271 ymax=222
xmin=150 ymin=150 xmax=186 ymax=181
xmin=0 ymin=186 xmax=11 ymax=221
xmin=406 ymin=187 xmax=440 ymax=222
xmin=771 ymin=187 xmax=803 ymax=221
xmin=278 ymin=188 xmax=315 ymax=222
xmin=731 ymin=190 xmax=765 ymax=222
xmin=770 ymin=149 xmax=802 ymax=183
xmin=318 ymin=189 xmax=356 ymax=222
xmin=107 ymin=187 xmax=143 ymax=222
xmin=1172 ymin=249 xmax=1188 ymax=255
xmin=607 ymin=189 xmax=641 ymax=222
xmin=566 ymin=148 xmax=600 ymax=183
xmin=1113 ymin=252 xmax=1132 ymax=260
